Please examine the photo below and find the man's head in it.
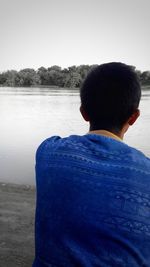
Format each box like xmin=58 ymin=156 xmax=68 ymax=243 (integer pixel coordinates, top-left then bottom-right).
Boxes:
xmin=80 ymin=62 xmax=141 ymax=135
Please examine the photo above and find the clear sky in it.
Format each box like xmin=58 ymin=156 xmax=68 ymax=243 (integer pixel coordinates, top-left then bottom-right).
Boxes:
xmin=0 ymin=0 xmax=150 ymax=72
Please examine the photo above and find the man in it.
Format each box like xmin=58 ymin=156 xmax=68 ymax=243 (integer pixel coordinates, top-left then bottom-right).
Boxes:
xmin=33 ymin=63 xmax=150 ymax=267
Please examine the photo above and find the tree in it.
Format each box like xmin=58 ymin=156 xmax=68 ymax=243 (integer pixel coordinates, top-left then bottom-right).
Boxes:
xmin=64 ymin=70 xmax=82 ymax=88
xmin=140 ymin=71 xmax=150 ymax=85
xmin=47 ymin=66 xmax=62 ymax=86
xmin=0 ymin=65 xmax=150 ymax=88
xmin=77 ymin=65 xmax=91 ymax=80
xmin=0 ymin=72 xmax=7 ymax=85
xmin=16 ymin=68 xmax=41 ymax=86
xmin=0 ymin=70 xmax=18 ymax=86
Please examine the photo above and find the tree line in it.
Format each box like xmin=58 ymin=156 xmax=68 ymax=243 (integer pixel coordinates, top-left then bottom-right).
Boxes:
xmin=0 ymin=65 xmax=150 ymax=88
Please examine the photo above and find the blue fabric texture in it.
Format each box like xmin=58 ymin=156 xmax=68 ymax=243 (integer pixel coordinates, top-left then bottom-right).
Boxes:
xmin=33 ymin=134 xmax=150 ymax=267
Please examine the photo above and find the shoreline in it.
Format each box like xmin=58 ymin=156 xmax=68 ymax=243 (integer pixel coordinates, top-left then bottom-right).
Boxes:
xmin=0 ymin=181 xmax=35 ymax=191
xmin=0 ymin=182 xmax=36 ymax=267
xmin=0 ymin=85 xmax=150 ymax=90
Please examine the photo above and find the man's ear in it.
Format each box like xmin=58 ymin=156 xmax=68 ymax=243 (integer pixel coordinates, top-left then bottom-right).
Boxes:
xmin=80 ymin=106 xmax=90 ymax=122
xmin=128 ymin=109 xmax=140 ymax=126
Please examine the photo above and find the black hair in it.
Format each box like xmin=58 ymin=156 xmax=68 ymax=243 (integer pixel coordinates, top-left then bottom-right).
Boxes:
xmin=80 ymin=62 xmax=141 ymax=132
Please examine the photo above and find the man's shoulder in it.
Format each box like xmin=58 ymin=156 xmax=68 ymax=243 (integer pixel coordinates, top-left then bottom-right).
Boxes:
xmin=37 ymin=135 xmax=80 ymax=150
xmin=129 ymin=147 xmax=150 ymax=172
xmin=36 ymin=135 xmax=82 ymax=160
xmin=36 ymin=136 xmax=61 ymax=159
xmin=37 ymin=136 xmax=62 ymax=150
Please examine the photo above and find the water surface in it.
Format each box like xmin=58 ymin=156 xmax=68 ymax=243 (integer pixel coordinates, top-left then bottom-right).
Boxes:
xmin=0 ymin=87 xmax=150 ymax=185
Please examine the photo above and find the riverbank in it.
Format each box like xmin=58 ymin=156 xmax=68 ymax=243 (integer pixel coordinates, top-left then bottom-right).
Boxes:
xmin=0 ymin=182 xmax=35 ymax=267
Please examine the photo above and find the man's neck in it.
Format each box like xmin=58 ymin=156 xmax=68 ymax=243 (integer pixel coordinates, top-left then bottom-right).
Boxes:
xmin=88 ymin=129 xmax=123 ymax=141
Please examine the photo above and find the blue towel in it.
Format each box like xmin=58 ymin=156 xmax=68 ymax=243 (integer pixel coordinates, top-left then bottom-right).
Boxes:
xmin=33 ymin=134 xmax=150 ymax=267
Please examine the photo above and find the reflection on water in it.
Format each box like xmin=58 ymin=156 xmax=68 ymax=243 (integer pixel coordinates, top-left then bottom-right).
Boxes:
xmin=0 ymin=87 xmax=150 ymax=185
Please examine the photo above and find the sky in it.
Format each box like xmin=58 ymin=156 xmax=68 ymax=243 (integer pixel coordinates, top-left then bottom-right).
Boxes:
xmin=0 ymin=0 xmax=150 ymax=72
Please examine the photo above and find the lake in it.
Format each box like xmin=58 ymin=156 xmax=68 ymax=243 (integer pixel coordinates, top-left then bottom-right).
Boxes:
xmin=0 ymin=87 xmax=150 ymax=185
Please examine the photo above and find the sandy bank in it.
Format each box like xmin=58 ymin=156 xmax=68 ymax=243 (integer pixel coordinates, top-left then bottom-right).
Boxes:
xmin=0 ymin=182 xmax=36 ymax=267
